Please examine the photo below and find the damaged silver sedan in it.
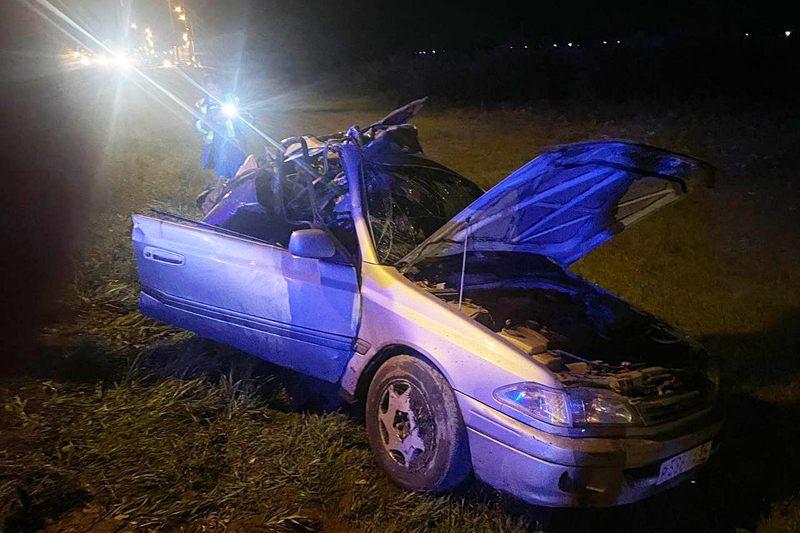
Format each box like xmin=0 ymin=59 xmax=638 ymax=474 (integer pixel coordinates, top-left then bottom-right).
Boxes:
xmin=132 ymin=100 xmax=722 ymax=507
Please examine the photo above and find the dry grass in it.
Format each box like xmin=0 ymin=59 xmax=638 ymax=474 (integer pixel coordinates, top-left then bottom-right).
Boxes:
xmin=1 ymin=363 xmax=535 ymax=533
xmin=2 ymin=71 xmax=799 ymax=532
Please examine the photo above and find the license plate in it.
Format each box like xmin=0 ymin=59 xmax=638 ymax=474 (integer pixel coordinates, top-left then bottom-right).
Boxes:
xmin=657 ymin=441 xmax=712 ymax=485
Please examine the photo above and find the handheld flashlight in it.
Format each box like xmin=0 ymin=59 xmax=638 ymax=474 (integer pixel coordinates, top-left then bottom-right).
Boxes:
xmin=222 ymin=104 xmax=238 ymax=118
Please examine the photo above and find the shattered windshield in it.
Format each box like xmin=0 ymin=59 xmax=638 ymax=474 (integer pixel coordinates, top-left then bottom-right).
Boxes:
xmin=364 ymin=161 xmax=483 ymax=265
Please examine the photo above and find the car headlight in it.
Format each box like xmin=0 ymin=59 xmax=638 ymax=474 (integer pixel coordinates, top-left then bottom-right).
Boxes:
xmin=567 ymin=388 xmax=637 ymax=426
xmin=494 ymin=383 xmax=571 ymax=426
xmin=494 ymin=383 xmax=640 ymax=427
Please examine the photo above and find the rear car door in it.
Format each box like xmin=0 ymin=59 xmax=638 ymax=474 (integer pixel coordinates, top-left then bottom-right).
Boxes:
xmin=131 ymin=215 xmax=360 ymax=382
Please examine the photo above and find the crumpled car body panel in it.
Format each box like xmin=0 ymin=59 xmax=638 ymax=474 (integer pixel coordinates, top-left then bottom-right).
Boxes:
xmin=400 ymin=141 xmax=713 ymax=268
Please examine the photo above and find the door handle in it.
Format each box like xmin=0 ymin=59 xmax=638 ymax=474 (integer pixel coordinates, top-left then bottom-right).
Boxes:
xmin=143 ymin=247 xmax=185 ymax=266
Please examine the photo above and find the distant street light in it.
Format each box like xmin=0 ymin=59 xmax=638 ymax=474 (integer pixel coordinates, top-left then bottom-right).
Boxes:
xmin=786 ymin=30 xmax=792 ymax=38
xmin=131 ymin=22 xmax=137 ymax=29
xmin=171 ymin=3 xmax=197 ymax=65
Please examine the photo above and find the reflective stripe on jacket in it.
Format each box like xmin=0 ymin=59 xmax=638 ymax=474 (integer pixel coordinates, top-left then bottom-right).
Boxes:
xmin=193 ymin=93 xmax=240 ymax=142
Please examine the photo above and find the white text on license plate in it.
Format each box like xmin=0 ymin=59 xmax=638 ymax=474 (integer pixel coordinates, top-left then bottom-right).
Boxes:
xmin=657 ymin=441 xmax=712 ymax=485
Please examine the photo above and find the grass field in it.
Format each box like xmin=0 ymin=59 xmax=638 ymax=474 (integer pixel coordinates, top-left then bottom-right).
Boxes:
xmin=2 ymin=71 xmax=799 ymax=532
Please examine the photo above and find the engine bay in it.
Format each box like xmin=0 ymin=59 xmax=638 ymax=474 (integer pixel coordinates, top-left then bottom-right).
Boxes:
xmin=408 ymin=252 xmax=717 ymax=424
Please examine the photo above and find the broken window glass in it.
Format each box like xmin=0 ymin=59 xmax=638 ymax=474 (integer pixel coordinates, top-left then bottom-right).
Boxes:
xmin=364 ymin=162 xmax=483 ymax=265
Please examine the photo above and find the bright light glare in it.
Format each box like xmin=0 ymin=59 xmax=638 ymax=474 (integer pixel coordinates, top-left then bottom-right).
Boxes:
xmin=178 ymin=13 xmax=186 ymax=20
xmin=80 ymin=56 xmax=90 ymax=66
xmin=174 ymin=5 xmax=182 ymax=12
xmin=131 ymin=22 xmax=137 ymax=29
xmin=96 ymin=56 xmax=107 ymax=65
xmin=71 ymin=50 xmax=81 ymax=58
xmin=114 ymin=55 xmax=130 ymax=68
xmin=222 ymin=104 xmax=238 ymax=117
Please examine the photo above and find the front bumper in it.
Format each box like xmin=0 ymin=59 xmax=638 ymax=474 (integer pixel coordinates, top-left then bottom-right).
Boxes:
xmin=456 ymin=392 xmax=723 ymax=507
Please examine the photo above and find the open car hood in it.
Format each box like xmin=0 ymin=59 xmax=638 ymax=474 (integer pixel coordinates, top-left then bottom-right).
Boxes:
xmin=399 ymin=141 xmax=713 ymax=268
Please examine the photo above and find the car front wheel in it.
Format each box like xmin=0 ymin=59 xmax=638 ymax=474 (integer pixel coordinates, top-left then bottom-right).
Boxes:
xmin=365 ymin=355 xmax=471 ymax=493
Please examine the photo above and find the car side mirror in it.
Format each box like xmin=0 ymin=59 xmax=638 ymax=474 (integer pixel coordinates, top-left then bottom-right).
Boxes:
xmin=289 ymin=229 xmax=336 ymax=260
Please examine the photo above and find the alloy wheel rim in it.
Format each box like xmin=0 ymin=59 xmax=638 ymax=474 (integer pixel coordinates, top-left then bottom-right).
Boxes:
xmin=377 ymin=379 xmax=433 ymax=469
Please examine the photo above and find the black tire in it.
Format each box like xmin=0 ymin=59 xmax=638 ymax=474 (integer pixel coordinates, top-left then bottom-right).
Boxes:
xmin=365 ymin=355 xmax=471 ymax=493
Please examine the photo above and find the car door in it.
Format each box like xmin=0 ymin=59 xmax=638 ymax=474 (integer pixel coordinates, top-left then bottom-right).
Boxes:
xmin=131 ymin=215 xmax=360 ymax=382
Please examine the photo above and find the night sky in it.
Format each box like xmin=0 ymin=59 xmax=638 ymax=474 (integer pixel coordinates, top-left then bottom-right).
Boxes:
xmin=185 ymin=0 xmax=798 ymax=52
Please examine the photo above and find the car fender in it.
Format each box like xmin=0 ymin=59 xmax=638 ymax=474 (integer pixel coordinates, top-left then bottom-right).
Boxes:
xmin=340 ymin=262 xmax=559 ymax=406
